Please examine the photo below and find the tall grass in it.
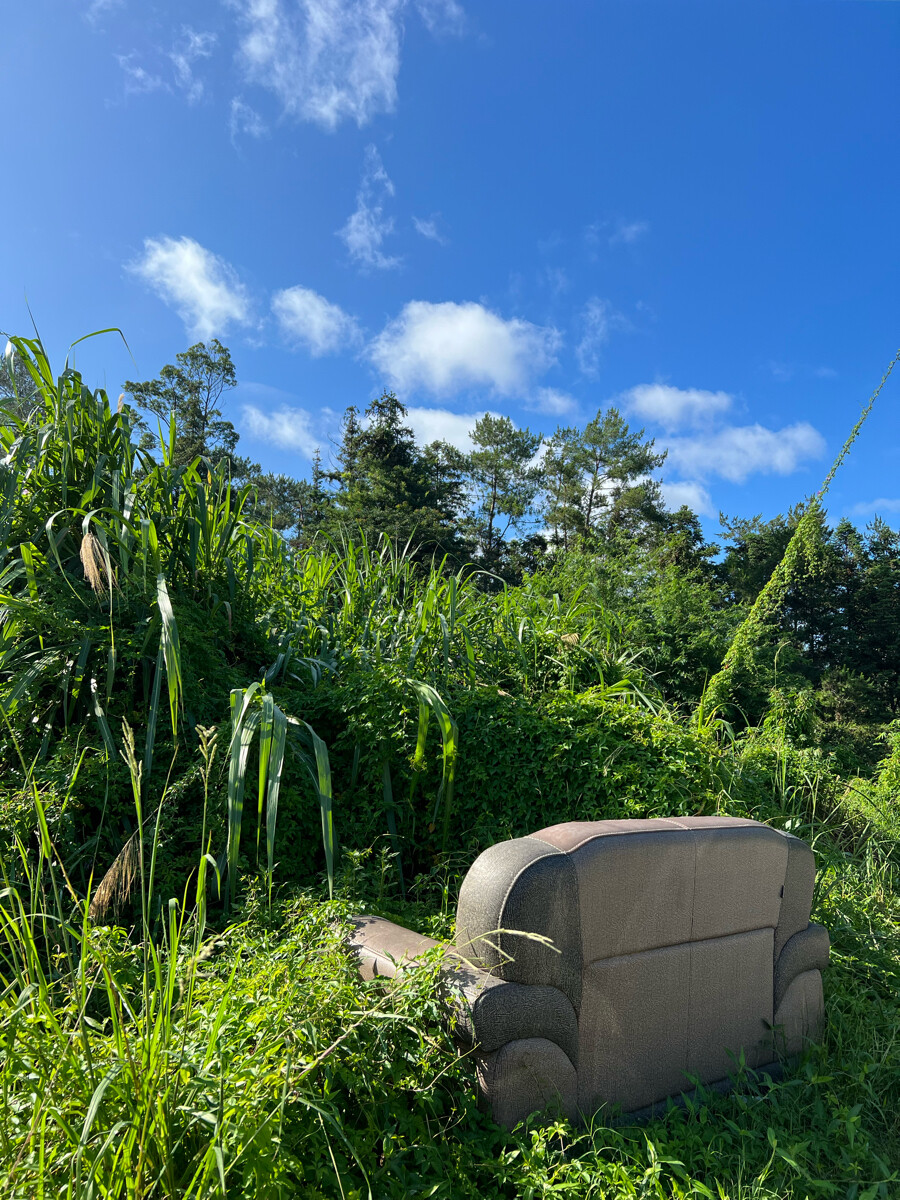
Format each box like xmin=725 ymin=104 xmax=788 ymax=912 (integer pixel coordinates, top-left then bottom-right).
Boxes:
xmin=0 ymin=721 xmax=451 ymax=1198
xmin=0 ymin=333 xmax=334 ymax=907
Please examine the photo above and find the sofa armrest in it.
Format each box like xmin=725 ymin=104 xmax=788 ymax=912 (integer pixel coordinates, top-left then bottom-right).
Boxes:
xmin=443 ymin=959 xmax=579 ymax=1065
xmin=774 ymin=921 xmax=830 ymax=1009
xmin=348 ymin=915 xmax=443 ymax=980
xmin=348 ymin=915 xmax=579 ymax=1065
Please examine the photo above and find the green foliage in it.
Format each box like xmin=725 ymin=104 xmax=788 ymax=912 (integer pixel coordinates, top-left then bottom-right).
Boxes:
xmin=0 ymin=333 xmax=334 ymax=910
xmin=466 ymin=413 xmax=544 ymax=573
xmin=3 ymin=331 xmax=900 ymax=1197
xmin=123 ymin=339 xmax=255 ymax=476
xmin=707 ymin=348 xmax=900 ymax=721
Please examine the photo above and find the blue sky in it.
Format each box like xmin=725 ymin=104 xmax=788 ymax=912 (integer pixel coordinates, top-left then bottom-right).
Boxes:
xmin=3 ymin=0 xmax=899 ymax=535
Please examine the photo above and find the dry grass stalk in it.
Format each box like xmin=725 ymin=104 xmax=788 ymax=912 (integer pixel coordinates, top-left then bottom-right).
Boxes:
xmin=88 ymin=829 xmax=141 ymax=923
xmin=80 ymin=529 xmax=112 ymax=593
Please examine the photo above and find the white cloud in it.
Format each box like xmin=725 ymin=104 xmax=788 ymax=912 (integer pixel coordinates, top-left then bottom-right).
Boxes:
xmin=405 ymin=406 xmax=489 ymax=451
xmin=529 ymin=387 xmax=577 ymax=416
xmin=609 ymin=218 xmax=649 ymax=247
xmin=621 ymin=383 xmax=733 ymax=431
xmin=665 ymin=422 xmax=826 ymax=484
xmin=848 ymin=498 xmax=900 ymax=517
xmin=170 ymin=28 xmax=216 ymax=103
xmin=272 ymin=285 xmax=360 ymax=355
xmin=369 ymin=300 xmax=560 ymax=397
xmin=242 ymin=404 xmax=322 ymax=456
xmin=768 ymin=360 xmax=794 ymax=382
xmin=117 ymin=54 xmax=165 ymax=95
xmin=129 ymin=236 xmax=251 ymax=340
xmin=412 ymin=215 xmax=447 ymax=244
xmin=338 ymin=145 xmax=400 ymax=269
xmin=235 ymin=0 xmax=406 ymax=130
xmin=576 ymin=297 xmax=625 ymax=376
xmin=230 ymin=97 xmax=268 ymax=141
xmin=544 ymin=266 xmax=569 ymax=296
xmin=660 ymin=480 xmax=714 ymax=517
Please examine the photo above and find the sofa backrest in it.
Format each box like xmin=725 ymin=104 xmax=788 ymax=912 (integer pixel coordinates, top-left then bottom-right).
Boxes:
xmin=456 ymin=816 xmax=817 ymax=1109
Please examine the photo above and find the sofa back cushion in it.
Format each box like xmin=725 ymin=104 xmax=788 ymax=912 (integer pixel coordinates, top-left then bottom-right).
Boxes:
xmin=532 ymin=817 xmax=789 ymax=963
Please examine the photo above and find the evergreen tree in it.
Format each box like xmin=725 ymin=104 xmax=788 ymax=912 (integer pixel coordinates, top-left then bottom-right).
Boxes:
xmin=578 ymin=407 xmax=667 ymax=538
xmin=543 ymin=426 xmax=585 ymax=550
xmin=123 ymin=340 xmax=255 ymax=475
xmin=466 ymin=414 xmax=543 ymax=576
xmin=331 ymin=392 xmax=468 ymax=561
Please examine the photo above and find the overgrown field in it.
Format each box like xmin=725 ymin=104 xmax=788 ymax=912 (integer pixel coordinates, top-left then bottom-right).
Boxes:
xmin=1 ymin=336 xmax=898 ymax=1197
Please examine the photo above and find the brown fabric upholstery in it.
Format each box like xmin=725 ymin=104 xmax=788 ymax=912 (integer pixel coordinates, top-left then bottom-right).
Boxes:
xmin=476 ymin=1038 xmax=578 ymax=1129
xmin=455 ymin=836 xmax=582 ymax=1006
xmin=772 ymin=969 xmax=825 ymax=1057
xmin=349 ymin=817 xmax=828 ymax=1129
xmin=774 ymin=834 xmax=816 ymax=958
xmin=774 ymin=922 xmax=830 ymax=1008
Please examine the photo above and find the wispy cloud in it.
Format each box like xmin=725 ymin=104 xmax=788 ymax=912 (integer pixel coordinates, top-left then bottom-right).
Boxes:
xmin=242 ymin=403 xmax=323 ymax=456
xmin=116 ymin=53 xmax=166 ymax=95
xmin=576 ymin=297 xmax=627 ymax=376
xmin=116 ymin=29 xmax=216 ymax=103
xmin=621 ymin=383 xmax=733 ymax=431
xmin=660 ymin=479 xmax=714 ymax=517
xmin=848 ymin=497 xmax=900 ymax=517
xmin=128 ymin=236 xmax=251 ymax=340
xmin=85 ymin=0 xmax=123 ymax=25
xmin=235 ymin=0 xmax=437 ymax=131
xmin=272 ymin=285 xmax=361 ymax=355
xmin=230 ymin=97 xmax=268 ymax=142
xmin=412 ymin=214 xmax=447 ymax=244
xmin=528 ymin=387 xmax=577 ymax=416
xmin=369 ymin=300 xmax=560 ymax=397
xmin=585 ymin=217 xmax=649 ymax=253
xmin=609 ymin=218 xmax=649 ymax=247
xmin=767 ymin=360 xmax=838 ymax=383
xmin=338 ymin=145 xmax=400 ymax=269
xmin=665 ymin=422 xmax=825 ymax=484
xmin=169 ymin=28 xmax=217 ymax=104
xmin=413 ymin=0 xmax=465 ymax=34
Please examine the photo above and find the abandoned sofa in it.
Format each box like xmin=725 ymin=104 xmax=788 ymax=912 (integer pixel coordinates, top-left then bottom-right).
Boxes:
xmin=349 ymin=816 xmax=829 ymax=1129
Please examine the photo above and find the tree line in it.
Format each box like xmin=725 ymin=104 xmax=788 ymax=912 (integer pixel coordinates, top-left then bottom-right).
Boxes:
xmin=121 ymin=339 xmax=683 ymax=578
xmin=118 ymin=339 xmax=900 ymax=765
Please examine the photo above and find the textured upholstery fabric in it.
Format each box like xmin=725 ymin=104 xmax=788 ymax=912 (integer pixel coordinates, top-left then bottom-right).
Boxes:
xmin=774 ymin=923 xmax=830 ymax=1008
xmin=348 ymin=915 xmax=441 ymax=980
xmin=448 ymin=969 xmax=580 ymax=1064
xmin=579 ymin=942 xmax=691 ymax=1112
xmin=534 ymin=817 xmax=787 ymax=959
xmin=476 ymin=1038 xmax=578 ymax=1129
xmin=456 ymin=836 xmax=582 ymax=1006
xmin=349 ymin=817 xmax=828 ymax=1129
xmin=578 ymin=930 xmax=774 ymax=1113
xmin=774 ymin=833 xmax=816 ymax=958
xmin=772 ymin=969 xmax=825 ymax=1057
xmin=687 ymin=929 xmax=773 ymax=1079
